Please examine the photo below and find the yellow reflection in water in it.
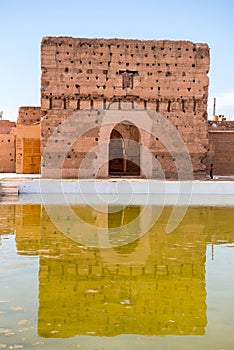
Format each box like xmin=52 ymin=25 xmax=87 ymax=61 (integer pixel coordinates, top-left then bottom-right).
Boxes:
xmin=1 ymin=204 xmax=234 ymax=339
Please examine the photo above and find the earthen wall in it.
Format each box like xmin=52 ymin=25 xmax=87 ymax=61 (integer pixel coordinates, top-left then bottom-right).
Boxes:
xmin=17 ymin=106 xmax=41 ymax=125
xmin=0 ymin=134 xmax=15 ymax=172
xmin=40 ymin=37 xmax=210 ymax=179
xmin=0 ymin=120 xmax=16 ymax=134
xmin=207 ymin=121 xmax=234 ymax=175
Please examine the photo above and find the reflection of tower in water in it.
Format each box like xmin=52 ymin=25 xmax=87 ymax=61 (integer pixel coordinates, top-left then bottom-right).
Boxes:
xmin=107 ymin=205 xmax=141 ymax=250
xmin=36 ymin=204 xmax=208 ymax=338
xmin=10 ymin=204 xmax=234 ymax=338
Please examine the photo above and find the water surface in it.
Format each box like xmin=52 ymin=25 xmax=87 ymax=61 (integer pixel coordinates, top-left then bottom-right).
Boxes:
xmin=0 ymin=204 xmax=234 ymax=349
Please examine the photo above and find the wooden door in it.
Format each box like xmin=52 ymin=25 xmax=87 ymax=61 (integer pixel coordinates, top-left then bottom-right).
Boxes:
xmin=23 ymin=139 xmax=41 ymax=174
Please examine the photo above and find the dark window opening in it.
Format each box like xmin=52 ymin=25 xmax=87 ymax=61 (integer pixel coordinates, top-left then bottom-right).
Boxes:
xmin=193 ymin=100 xmax=196 ymax=113
xmin=156 ymin=100 xmax=159 ymax=112
xmin=167 ymin=100 xmax=171 ymax=112
xmin=182 ymin=100 xmax=185 ymax=113
xmin=119 ymin=70 xmax=138 ymax=89
xmin=77 ymin=99 xmax=80 ymax=110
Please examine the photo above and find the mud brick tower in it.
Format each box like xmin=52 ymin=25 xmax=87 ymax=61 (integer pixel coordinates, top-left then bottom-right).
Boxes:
xmin=41 ymin=37 xmax=210 ymax=179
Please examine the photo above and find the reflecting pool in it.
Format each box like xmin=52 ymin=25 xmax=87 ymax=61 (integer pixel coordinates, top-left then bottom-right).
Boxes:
xmin=0 ymin=203 xmax=234 ymax=349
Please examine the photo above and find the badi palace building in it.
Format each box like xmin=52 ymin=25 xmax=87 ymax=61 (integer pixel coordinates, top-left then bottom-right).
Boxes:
xmin=0 ymin=36 xmax=234 ymax=178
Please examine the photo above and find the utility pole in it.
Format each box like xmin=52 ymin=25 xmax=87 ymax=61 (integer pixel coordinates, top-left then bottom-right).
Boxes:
xmin=213 ymin=97 xmax=216 ymax=117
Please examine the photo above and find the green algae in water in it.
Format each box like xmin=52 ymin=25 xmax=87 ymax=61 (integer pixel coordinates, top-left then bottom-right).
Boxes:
xmin=0 ymin=204 xmax=234 ymax=349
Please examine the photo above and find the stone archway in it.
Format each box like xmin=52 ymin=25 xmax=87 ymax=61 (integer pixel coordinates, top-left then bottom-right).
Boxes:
xmin=109 ymin=121 xmax=140 ymax=177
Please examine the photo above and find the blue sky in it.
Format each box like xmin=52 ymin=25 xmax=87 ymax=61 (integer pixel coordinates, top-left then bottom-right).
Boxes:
xmin=0 ymin=0 xmax=234 ymax=120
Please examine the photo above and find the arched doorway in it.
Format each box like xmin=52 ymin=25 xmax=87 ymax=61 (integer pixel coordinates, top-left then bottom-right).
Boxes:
xmin=109 ymin=122 xmax=140 ymax=176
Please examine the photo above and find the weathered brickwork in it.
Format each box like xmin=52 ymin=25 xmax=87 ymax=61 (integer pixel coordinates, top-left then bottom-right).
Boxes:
xmin=0 ymin=120 xmax=15 ymax=134
xmin=0 ymin=120 xmax=16 ymax=173
xmin=16 ymin=107 xmax=41 ymax=174
xmin=0 ymin=134 xmax=15 ymax=172
xmin=17 ymin=106 xmax=41 ymax=126
xmin=207 ymin=121 xmax=234 ymax=175
xmin=41 ymin=37 xmax=210 ymax=179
